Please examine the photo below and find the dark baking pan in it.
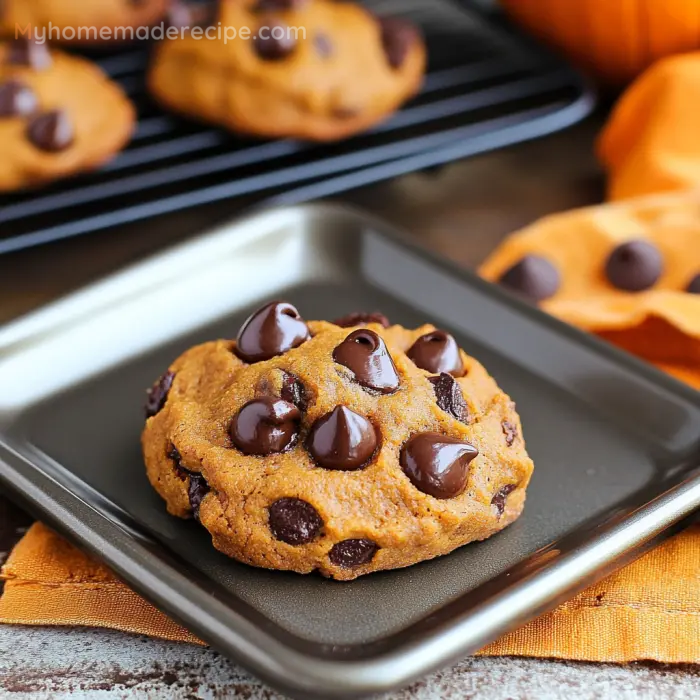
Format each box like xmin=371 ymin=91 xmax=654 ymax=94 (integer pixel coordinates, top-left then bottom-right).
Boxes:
xmin=0 ymin=204 xmax=699 ymax=699
xmin=0 ymin=0 xmax=594 ymax=254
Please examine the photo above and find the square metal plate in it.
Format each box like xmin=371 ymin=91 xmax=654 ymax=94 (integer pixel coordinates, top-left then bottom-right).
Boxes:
xmin=0 ymin=204 xmax=699 ymax=699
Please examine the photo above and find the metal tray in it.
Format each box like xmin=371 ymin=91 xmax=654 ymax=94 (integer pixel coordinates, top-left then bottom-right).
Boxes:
xmin=0 ymin=0 xmax=594 ymax=254
xmin=1 ymin=204 xmax=699 ymax=699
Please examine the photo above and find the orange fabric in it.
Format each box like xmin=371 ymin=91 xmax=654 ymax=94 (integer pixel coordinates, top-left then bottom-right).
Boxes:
xmin=500 ymin=0 xmax=700 ymax=86
xmin=600 ymin=53 xmax=700 ymax=200
xmin=479 ymin=190 xmax=700 ymax=373
xmin=0 ymin=521 xmax=698 ymax=663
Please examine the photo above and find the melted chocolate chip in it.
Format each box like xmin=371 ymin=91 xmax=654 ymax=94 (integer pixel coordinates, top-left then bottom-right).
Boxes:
xmin=400 ymin=433 xmax=478 ymax=499
xmin=27 ymin=110 xmax=74 ymax=152
xmin=169 ymin=445 xmax=209 ymax=520
xmin=333 ymin=311 xmax=390 ymax=328
xmin=329 ymin=539 xmax=378 ymax=568
xmin=235 ymin=301 xmax=309 ymax=363
xmin=333 ymin=329 xmax=400 ymax=394
xmin=280 ymin=371 xmax=308 ymax=412
xmin=378 ymin=16 xmax=417 ymax=69
xmin=269 ymin=498 xmax=323 ymax=545
xmin=605 ymin=240 xmax=663 ymax=292
xmin=498 ymin=255 xmax=560 ymax=302
xmin=7 ymin=38 xmax=52 ymax=70
xmin=256 ymin=0 xmax=308 ymax=9
xmin=314 ymin=33 xmax=333 ymax=58
xmin=0 ymin=79 xmax=37 ymax=117
xmin=254 ymin=20 xmax=297 ymax=60
xmin=230 ymin=397 xmax=301 ymax=455
xmin=407 ymin=330 xmax=463 ymax=377
xmin=688 ymin=274 xmax=700 ymax=294
xmin=187 ymin=474 xmax=210 ymax=521
xmin=307 ymin=406 xmax=378 ymax=471
xmin=502 ymin=420 xmax=518 ymax=447
xmin=492 ymin=484 xmax=517 ymax=517
xmin=429 ymin=373 xmax=469 ymax=424
xmin=145 ymin=371 xmax=175 ymax=418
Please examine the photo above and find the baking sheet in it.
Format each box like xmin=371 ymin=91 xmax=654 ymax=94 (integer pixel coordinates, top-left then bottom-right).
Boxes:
xmin=0 ymin=204 xmax=699 ymax=698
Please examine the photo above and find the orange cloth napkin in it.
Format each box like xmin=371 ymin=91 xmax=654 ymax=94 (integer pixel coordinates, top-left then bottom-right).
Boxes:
xmin=600 ymin=53 xmax=700 ymax=201
xmin=0 ymin=521 xmax=699 ymax=663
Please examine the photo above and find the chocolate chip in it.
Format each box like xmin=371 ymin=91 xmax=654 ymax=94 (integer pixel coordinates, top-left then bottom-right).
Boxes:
xmin=27 ymin=110 xmax=74 ymax=152
xmin=254 ymin=20 xmax=297 ymax=60
xmin=280 ymin=371 xmax=308 ymax=412
xmin=333 ymin=311 xmax=390 ymax=328
xmin=0 ymin=79 xmax=37 ymax=118
xmin=378 ymin=16 xmax=417 ymax=69
xmin=688 ymin=274 xmax=700 ymax=294
xmin=187 ymin=474 xmax=210 ymax=521
xmin=329 ymin=539 xmax=378 ymax=568
xmin=407 ymin=330 xmax=463 ymax=377
xmin=269 ymin=498 xmax=323 ymax=545
xmin=314 ymin=33 xmax=333 ymax=58
xmin=333 ymin=329 xmax=400 ymax=394
xmin=498 ymin=255 xmax=560 ymax=302
xmin=256 ymin=0 xmax=309 ymax=9
xmin=145 ymin=371 xmax=175 ymax=418
xmin=491 ymin=484 xmax=517 ymax=517
xmin=169 ymin=445 xmax=209 ymax=520
xmin=400 ymin=433 xmax=478 ymax=499
xmin=230 ymin=397 xmax=301 ymax=455
xmin=7 ymin=38 xmax=52 ymax=70
xmin=429 ymin=373 xmax=469 ymax=424
xmin=235 ymin=301 xmax=309 ymax=363
xmin=307 ymin=406 xmax=378 ymax=471
xmin=605 ymin=240 xmax=663 ymax=292
xmin=502 ymin=420 xmax=518 ymax=447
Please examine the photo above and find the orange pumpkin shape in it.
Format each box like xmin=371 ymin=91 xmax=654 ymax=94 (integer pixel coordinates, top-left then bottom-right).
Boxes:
xmin=500 ymin=0 xmax=700 ymax=86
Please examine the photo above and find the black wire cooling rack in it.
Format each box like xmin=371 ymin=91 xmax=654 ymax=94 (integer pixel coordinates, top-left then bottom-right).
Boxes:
xmin=0 ymin=0 xmax=595 ymax=254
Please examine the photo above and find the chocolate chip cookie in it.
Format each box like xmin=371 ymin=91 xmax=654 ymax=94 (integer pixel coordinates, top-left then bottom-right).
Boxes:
xmin=148 ymin=0 xmax=426 ymax=141
xmin=0 ymin=39 xmax=135 ymax=190
xmin=142 ymin=301 xmax=534 ymax=580
xmin=1 ymin=0 xmax=170 ymax=45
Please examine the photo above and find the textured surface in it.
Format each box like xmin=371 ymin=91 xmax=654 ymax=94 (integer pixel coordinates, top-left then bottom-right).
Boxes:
xmin=142 ymin=320 xmax=533 ymax=580
xmin=149 ymin=0 xmax=426 ymax=141
xmin=0 ymin=626 xmax=699 ymax=699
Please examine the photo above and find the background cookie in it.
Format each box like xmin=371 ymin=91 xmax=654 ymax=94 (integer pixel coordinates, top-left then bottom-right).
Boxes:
xmin=148 ymin=0 xmax=426 ymax=141
xmin=479 ymin=190 xmax=700 ymax=387
xmin=1 ymin=0 xmax=171 ymax=45
xmin=0 ymin=39 xmax=135 ymax=191
xmin=142 ymin=303 xmax=534 ymax=581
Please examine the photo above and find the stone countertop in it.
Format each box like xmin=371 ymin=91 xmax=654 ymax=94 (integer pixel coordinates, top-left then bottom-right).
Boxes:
xmin=1 ymin=116 xmax=698 ymax=699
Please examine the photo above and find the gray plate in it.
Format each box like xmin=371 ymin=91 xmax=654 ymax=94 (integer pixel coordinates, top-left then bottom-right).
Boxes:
xmin=0 ymin=204 xmax=699 ymax=699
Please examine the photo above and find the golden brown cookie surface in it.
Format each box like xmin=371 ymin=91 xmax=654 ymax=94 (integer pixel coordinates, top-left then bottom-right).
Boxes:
xmin=1 ymin=0 xmax=170 ymax=44
xmin=0 ymin=39 xmax=135 ymax=191
xmin=142 ymin=302 xmax=534 ymax=581
xmin=148 ymin=0 xmax=426 ymax=141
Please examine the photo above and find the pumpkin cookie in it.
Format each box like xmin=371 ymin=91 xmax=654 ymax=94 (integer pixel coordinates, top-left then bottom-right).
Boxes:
xmin=142 ymin=301 xmax=534 ymax=580
xmin=1 ymin=0 xmax=170 ymax=45
xmin=148 ymin=0 xmax=426 ymax=141
xmin=479 ymin=190 xmax=700 ymax=388
xmin=0 ymin=39 xmax=135 ymax=191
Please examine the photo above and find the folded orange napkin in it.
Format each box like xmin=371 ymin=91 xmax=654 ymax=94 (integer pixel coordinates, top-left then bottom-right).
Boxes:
xmin=1 ymin=521 xmax=698 ymax=663
xmin=600 ymin=53 xmax=700 ymax=201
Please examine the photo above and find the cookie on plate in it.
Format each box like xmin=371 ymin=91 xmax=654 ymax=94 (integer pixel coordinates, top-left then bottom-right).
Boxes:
xmin=148 ymin=0 xmax=426 ymax=141
xmin=142 ymin=302 xmax=534 ymax=581
xmin=1 ymin=0 xmax=171 ymax=45
xmin=0 ymin=39 xmax=135 ymax=191
xmin=479 ymin=190 xmax=700 ymax=388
